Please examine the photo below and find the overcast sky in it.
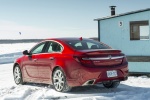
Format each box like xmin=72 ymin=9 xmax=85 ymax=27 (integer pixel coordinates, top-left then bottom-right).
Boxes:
xmin=0 ymin=0 xmax=150 ymax=39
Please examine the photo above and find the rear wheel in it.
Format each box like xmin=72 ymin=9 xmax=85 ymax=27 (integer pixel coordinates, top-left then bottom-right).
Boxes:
xmin=103 ymin=81 xmax=120 ymax=88
xmin=13 ymin=65 xmax=24 ymax=85
xmin=52 ymin=68 xmax=72 ymax=92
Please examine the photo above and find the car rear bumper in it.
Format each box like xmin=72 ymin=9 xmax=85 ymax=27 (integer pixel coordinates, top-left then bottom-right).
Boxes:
xmin=67 ymin=64 xmax=128 ymax=87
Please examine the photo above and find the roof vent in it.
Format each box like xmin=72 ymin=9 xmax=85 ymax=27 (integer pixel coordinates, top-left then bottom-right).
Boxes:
xmin=110 ymin=6 xmax=116 ymax=16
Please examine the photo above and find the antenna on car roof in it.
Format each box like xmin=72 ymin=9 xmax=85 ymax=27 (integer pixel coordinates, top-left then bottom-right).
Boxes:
xmin=79 ymin=37 xmax=83 ymax=41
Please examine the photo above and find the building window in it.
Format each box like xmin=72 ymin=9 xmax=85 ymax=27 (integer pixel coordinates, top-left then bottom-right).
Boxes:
xmin=130 ymin=20 xmax=149 ymax=40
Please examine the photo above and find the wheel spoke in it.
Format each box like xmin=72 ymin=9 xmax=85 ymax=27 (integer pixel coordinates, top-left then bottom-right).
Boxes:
xmin=15 ymin=77 xmax=20 ymax=83
xmin=58 ymin=72 xmax=62 ymax=77
xmin=59 ymin=83 xmax=63 ymax=90
xmin=54 ymin=82 xmax=59 ymax=89
xmin=59 ymin=80 xmax=64 ymax=84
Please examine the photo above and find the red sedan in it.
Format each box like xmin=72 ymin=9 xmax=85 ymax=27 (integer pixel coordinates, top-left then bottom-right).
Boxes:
xmin=13 ymin=37 xmax=128 ymax=92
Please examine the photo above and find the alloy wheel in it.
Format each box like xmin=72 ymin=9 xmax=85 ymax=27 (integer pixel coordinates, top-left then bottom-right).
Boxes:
xmin=53 ymin=69 xmax=65 ymax=91
xmin=14 ymin=66 xmax=22 ymax=84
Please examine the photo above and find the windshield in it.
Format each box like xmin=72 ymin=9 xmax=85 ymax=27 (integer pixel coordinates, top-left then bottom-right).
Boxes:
xmin=66 ymin=39 xmax=111 ymax=50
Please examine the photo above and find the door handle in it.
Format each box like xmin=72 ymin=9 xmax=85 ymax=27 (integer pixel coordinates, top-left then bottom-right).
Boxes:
xmin=33 ymin=59 xmax=37 ymax=61
xmin=49 ymin=57 xmax=54 ymax=60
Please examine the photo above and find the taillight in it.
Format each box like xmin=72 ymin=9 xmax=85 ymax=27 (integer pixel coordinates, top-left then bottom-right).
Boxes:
xmin=81 ymin=58 xmax=93 ymax=65
xmin=122 ymin=56 xmax=128 ymax=64
xmin=74 ymin=56 xmax=93 ymax=65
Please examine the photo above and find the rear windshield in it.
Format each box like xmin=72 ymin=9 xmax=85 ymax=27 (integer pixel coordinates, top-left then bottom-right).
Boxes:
xmin=66 ymin=39 xmax=110 ymax=50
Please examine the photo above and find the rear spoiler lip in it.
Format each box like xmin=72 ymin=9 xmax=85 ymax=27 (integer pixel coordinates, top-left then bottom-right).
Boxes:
xmin=77 ymin=49 xmax=121 ymax=53
xmin=82 ymin=56 xmax=125 ymax=60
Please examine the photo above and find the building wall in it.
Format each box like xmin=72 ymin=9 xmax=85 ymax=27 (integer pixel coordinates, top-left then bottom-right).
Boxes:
xmin=100 ymin=10 xmax=150 ymax=56
xmin=99 ymin=10 xmax=150 ymax=73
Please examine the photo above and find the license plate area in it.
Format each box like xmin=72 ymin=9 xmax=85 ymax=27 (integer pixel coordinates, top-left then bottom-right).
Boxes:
xmin=107 ymin=70 xmax=117 ymax=78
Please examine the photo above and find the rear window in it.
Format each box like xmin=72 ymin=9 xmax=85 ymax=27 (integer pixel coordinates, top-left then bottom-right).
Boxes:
xmin=66 ymin=39 xmax=110 ymax=50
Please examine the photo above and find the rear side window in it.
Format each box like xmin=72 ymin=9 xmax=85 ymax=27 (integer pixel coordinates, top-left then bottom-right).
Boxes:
xmin=66 ymin=40 xmax=110 ymax=50
xmin=47 ymin=41 xmax=63 ymax=52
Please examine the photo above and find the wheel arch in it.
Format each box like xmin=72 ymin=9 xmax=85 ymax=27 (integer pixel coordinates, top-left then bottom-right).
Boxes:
xmin=52 ymin=66 xmax=65 ymax=76
xmin=51 ymin=65 xmax=68 ymax=81
xmin=13 ymin=63 xmax=20 ymax=71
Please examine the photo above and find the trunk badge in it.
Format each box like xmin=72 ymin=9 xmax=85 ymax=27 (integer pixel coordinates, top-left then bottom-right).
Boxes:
xmin=108 ymin=55 xmax=112 ymax=59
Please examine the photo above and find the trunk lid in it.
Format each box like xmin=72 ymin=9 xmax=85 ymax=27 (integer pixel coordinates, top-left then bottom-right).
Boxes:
xmin=74 ymin=49 xmax=124 ymax=67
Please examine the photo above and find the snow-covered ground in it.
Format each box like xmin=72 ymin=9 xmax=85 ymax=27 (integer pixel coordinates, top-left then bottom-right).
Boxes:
xmin=0 ymin=43 xmax=36 ymax=55
xmin=0 ymin=43 xmax=36 ymax=64
xmin=0 ymin=43 xmax=150 ymax=100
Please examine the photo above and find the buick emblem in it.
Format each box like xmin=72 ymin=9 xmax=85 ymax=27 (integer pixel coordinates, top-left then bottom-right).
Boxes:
xmin=108 ymin=55 xmax=112 ymax=59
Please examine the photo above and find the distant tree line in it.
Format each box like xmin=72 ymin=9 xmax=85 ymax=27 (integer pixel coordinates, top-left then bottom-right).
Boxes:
xmin=0 ymin=39 xmax=43 ymax=44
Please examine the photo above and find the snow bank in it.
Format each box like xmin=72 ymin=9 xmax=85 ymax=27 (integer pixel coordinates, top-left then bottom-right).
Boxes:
xmin=0 ymin=63 xmax=150 ymax=100
xmin=0 ymin=43 xmax=36 ymax=64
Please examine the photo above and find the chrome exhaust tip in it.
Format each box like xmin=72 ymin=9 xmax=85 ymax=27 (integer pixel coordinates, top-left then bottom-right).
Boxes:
xmin=82 ymin=79 xmax=95 ymax=86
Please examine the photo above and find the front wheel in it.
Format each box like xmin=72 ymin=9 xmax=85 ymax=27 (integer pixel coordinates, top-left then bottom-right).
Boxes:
xmin=103 ymin=81 xmax=120 ymax=88
xmin=13 ymin=65 xmax=24 ymax=85
xmin=52 ymin=68 xmax=72 ymax=92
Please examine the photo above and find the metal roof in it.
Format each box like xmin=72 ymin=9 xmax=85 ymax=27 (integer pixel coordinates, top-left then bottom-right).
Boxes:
xmin=94 ymin=8 xmax=150 ymax=21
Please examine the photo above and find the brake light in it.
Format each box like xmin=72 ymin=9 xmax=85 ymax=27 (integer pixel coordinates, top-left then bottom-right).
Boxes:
xmin=74 ymin=56 xmax=93 ymax=65
xmin=81 ymin=58 xmax=93 ymax=65
xmin=79 ymin=37 xmax=83 ymax=41
xmin=122 ymin=57 xmax=128 ymax=64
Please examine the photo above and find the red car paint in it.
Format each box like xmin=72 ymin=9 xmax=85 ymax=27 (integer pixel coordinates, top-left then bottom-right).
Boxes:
xmin=14 ymin=38 xmax=128 ymax=87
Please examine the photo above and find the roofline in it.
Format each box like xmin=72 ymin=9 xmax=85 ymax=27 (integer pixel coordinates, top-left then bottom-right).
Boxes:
xmin=94 ymin=8 xmax=150 ymax=21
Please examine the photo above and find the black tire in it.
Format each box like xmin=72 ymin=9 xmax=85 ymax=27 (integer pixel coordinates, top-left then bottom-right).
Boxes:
xmin=13 ymin=65 xmax=24 ymax=85
xmin=102 ymin=81 xmax=120 ymax=88
xmin=52 ymin=68 xmax=72 ymax=92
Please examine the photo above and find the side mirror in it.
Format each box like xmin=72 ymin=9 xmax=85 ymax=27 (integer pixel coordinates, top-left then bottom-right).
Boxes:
xmin=23 ymin=50 xmax=30 ymax=55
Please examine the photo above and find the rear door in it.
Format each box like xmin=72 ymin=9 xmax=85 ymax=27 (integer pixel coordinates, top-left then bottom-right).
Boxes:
xmin=37 ymin=41 xmax=63 ymax=81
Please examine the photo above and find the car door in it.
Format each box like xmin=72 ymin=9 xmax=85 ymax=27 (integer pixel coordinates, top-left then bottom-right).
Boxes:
xmin=22 ymin=42 xmax=47 ymax=80
xmin=36 ymin=41 xmax=52 ymax=80
xmin=37 ymin=41 xmax=63 ymax=82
